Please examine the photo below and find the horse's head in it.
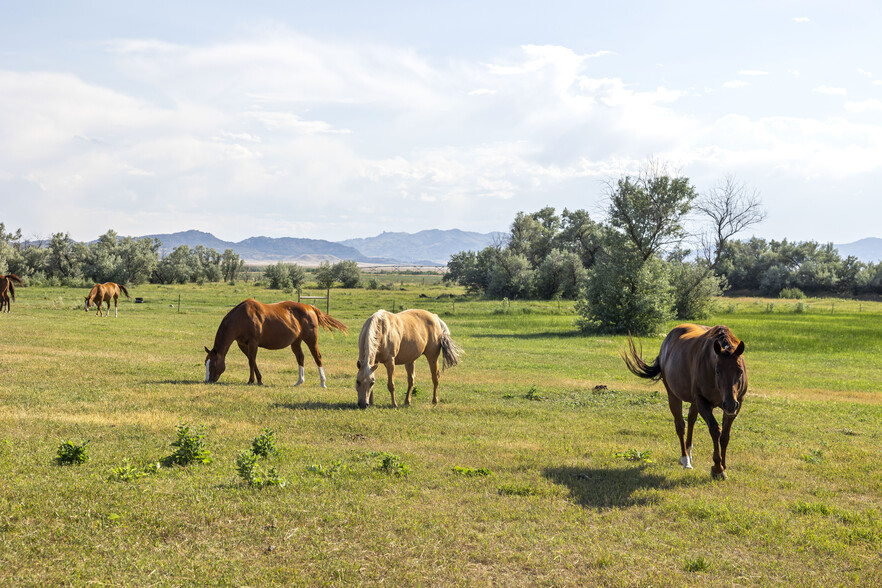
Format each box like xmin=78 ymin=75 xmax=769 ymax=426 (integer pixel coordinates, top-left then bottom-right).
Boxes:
xmin=84 ymin=296 xmax=91 ymax=311
xmin=355 ymin=360 xmax=377 ymax=409
xmin=713 ymin=339 xmax=746 ymax=416
xmin=204 ymin=346 xmax=225 ymax=383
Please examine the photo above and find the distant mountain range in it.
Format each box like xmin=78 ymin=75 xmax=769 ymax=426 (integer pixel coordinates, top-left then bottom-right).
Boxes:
xmin=139 ymin=228 xmax=503 ymax=266
xmin=834 ymin=237 xmax=882 ymax=263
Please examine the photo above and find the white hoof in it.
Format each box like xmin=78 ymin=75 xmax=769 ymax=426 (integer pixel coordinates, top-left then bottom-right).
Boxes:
xmin=320 ymin=382 xmax=327 ymax=389
xmin=680 ymin=455 xmax=693 ymax=470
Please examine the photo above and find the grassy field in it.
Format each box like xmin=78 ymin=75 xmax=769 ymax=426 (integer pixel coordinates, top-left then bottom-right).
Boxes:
xmin=1 ymin=283 xmax=880 ymax=586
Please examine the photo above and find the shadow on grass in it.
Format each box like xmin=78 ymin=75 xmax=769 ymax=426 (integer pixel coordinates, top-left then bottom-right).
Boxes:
xmin=272 ymin=400 xmax=362 ymax=411
xmin=469 ymin=330 xmax=584 ymax=340
xmin=543 ymin=465 xmax=700 ymax=509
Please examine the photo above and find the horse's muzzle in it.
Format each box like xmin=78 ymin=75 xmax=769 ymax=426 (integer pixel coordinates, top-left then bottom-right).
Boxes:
xmin=723 ymin=399 xmax=740 ymax=416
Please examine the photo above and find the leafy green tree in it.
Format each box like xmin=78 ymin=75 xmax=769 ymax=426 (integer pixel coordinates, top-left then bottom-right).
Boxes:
xmin=533 ymin=248 xmax=585 ymax=300
xmin=576 ymin=239 xmax=673 ymax=334
xmin=444 ymin=249 xmax=494 ymax=294
xmin=334 ymin=260 xmax=361 ymax=288
xmin=220 ymin=249 xmax=245 ymax=282
xmin=486 ymin=250 xmax=534 ymax=299
xmin=263 ymin=262 xmax=305 ymax=290
xmin=315 ymin=261 xmax=336 ymax=289
xmin=667 ymin=256 xmax=723 ymax=320
xmin=606 ymin=162 xmax=696 ymax=261
xmin=0 ymin=222 xmax=23 ymax=275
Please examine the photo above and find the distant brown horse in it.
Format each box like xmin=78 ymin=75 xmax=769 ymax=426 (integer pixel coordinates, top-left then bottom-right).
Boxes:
xmin=0 ymin=274 xmax=24 ymax=313
xmin=84 ymin=282 xmax=130 ymax=317
xmin=204 ymin=299 xmax=348 ymax=387
xmin=622 ymin=324 xmax=748 ymax=479
xmin=356 ymin=309 xmax=462 ymax=409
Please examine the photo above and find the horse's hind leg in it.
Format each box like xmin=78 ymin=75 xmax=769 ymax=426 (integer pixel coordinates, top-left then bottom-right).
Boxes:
xmin=685 ymin=403 xmax=698 ymax=464
xmin=291 ymin=340 xmax=306 ymax=386
xmin=667 ymin=393 xmax=692 ymax=469
xmin=303 ymin=333 xmax=327 ymax=388
xmin=428 ymin=354 xmax=440 ymax=405
xmin=404 ymin=363 xmax=415 ymax=405
xmin=114 ymin=295 xmax=118 ymax=318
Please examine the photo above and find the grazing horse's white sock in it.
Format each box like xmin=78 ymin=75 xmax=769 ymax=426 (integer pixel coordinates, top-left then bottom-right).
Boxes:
xmin=205 ymin=360 xmax=211 ymax=383
xmin=295 ymin=365 xmax=305 ymax=386
xmin=680 ymin=455 xmax=693 ymax=469
xmin=319 ymin=367 xmax=327 ymax=388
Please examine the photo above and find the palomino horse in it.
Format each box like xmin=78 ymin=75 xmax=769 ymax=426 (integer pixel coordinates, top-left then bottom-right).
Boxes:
xmin=84 ymin=282 xmax=131 ymax=317
xmin=204 ymin=299 xmax=348 ymax=387
xmin=0 ymin=274 xmax=24 ymax=313
xmin=622 ymin=324 xmax=748 ymax=479
xmin=356 ymin=309 xmax=462 ymax=409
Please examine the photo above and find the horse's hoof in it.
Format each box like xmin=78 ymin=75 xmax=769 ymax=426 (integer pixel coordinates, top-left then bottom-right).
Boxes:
xmin=711 ymin=469 xmax=728 ymax=480
xmin=294 ymin=381 xmax=303 ymax=387
xmin=320 ymin=383 xmax=327 ymax=389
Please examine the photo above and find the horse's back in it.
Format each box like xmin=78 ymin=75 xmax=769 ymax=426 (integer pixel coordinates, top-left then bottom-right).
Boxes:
xmin=658 ymin=324 xmax=711 ymax=400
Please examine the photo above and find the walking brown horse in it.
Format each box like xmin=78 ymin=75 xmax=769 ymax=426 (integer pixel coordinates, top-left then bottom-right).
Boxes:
xmin=355 ymin=309 xmax=462 ymax=409
xmin=204 ymin=299 xmax=348 ymax=387
xmin=84 ymin=282 xmax=130 ymax=317
xmin=622 ymin=324 xmax=748 ymax=479
xmin=0 ymin=274 xmax=24 ymax=313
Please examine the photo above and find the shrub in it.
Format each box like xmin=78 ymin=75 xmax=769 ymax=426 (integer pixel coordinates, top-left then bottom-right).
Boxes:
xmin=55 ymin=440 xmax=89 ymax=465
xmin=235 ymin=450 xmax=287 ymax=488
xmin=779 ymin=287 xmax=806 ymax=299
xmin=251 ymin=429 xmax=278 ymax=458
xmin=162 ymin=423 xmax=212 ymax=466
xmin=374 ymin=452 xmax=410 ymax=476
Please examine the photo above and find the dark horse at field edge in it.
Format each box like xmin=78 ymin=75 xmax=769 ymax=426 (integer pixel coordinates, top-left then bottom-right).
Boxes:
xmin=0 ymin=274 xmax=24 ymax=313
xmin=204 ymin=299 xmax=348 ymax=387
xmin=84 ymin=282 xmax=130 ymax=317
xmin=622 ymin=323 xmax=748 ymax=479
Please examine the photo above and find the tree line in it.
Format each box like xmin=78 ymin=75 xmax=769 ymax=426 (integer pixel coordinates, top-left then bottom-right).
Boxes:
xmin=444 ymin=163 xmax=881 ymax=333
xmin=0 ymin=225 xmax=368 ymax=290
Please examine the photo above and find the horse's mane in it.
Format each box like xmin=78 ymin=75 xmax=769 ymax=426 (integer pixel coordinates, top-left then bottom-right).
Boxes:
xmin=359 ymin=310 xmax=386 ymax=368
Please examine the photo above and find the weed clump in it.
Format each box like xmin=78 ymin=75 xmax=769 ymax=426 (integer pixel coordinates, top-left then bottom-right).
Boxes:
xmin=162 ymin=423 xmax=213 ymax=467
xmin=55 ymin=440 xmax=89 ymax=465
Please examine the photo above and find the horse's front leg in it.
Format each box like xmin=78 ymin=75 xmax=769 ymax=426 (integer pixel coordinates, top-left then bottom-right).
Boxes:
xmin=404 ymin=363 xmax=415 ymax=405
xmin=695 ymin=395 xmax=725 ymax=479
xmin=720 ymin=412 xmax=738 ymax=472
xmin=666 ymin=392 xmax=691 ymax=469
xmin=385 ymin=361 xmax=397 ymax=407
xmin=291 ymin=340 xmax=306 ymax=386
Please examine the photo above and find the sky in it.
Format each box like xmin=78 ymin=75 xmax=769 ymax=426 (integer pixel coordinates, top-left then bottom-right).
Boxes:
xmin=1 ymin=1 xmax=881 ymax=245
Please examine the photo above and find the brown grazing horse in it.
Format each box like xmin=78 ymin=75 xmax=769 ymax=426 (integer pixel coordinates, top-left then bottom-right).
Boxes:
xmin=204 ymin=299 xmax=348 ymax=387
xmin=0 ymin=274 xmax=24 ymax=313
xmin=622 ymin=324 xmax=748 ymax=479
xmin=84 ymin=282 xmax=131 ymax=317
xmin=356 ymin=309 xmax=462 ymax=409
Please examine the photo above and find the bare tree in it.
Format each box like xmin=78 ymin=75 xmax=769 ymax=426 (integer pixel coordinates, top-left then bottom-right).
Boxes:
xmin=695 ymin=174 xmax=766 ymax=270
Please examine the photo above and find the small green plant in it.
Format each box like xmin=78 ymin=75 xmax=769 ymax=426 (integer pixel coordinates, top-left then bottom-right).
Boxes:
xmin=452 ymin=466 xmax=491 ymax=477
xmin=306 ymin=460 xmax=349 ymax=477
xmin=684 ymin=555 xmax=710 ymax=572
xmin=236 ymin=450 xmax=287 ymax=488
xmin=55 ymin=440 xmax=89 ymax=465
xmin=615 ymin=448 xmax=654 ymax=463
xmin=162 ymin=423 xmax=213 ymax=466
xmin=525 ymin=383 xmax=545 ymax=401
xmin=502 ymin=392 xmax=515 ymax=399
xmin=251 ymin=428 xmax=278 ymax=458
xmin=374 ymin=452 xmax=410 ymax=476
xmin=802 ymin=448 xmax=824 ymax=464
xmin=109 ymin=460 xmax=160 ymax=482
xmin=410 ymin=385 xmax=420 ymax=398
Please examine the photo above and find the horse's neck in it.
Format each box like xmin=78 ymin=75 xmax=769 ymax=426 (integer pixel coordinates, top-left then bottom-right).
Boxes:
xmin=212 ymin=319 xmax=239 ymax=357
xmin=360 ymin=314 xmax=385 ymax=366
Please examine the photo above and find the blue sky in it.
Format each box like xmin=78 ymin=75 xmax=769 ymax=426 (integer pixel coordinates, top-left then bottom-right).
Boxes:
xmin=1 ymin=1 xmax=881 ymax=244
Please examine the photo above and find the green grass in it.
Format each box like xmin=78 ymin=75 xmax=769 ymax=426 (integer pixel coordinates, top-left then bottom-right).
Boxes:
xmin=1 ymin=283 xmax=880 ymax=586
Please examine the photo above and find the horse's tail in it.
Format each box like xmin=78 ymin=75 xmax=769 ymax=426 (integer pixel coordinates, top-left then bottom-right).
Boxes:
xmin=7 ymin=274 xmax=24 ymax=286
xmin=8 ymin=281 xmax=15 ymax=302
xmin=312 ymin=307 xmax=348 ymax=334
xmin=439 ymin=320 xmax=462 ymax=370
xmin=621 ymin=332 xmax=663 ymax=382
xmin=118 ymin=284 xmax=130 ymax=298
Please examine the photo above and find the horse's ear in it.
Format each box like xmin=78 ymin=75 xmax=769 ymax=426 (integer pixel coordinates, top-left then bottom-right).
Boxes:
xmin=713 ymin=340 xmax=723 ymax=355
xmin=369 ymin=364 xmax=379 ymax=374
xmin=356 ymin=360 xmax=362 ymax=369
xmin=204 ymin=346 xmax=211 ymax=354
xmin=734 ymin=341 xmax=745 ymax=357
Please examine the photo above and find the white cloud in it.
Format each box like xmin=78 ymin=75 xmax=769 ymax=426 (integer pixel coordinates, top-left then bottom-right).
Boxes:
xmin=792 ymin=17 xmax=810 ymax=23
xmin=812 ymin=85 xmax=847 ymax=96
xmin=739 ymin=70 xmax=773 ymax=76
xmin=844 ymin=99 xmax=882 ymax=113
xmin=723 ymin=80 xmax=749 ymax=89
